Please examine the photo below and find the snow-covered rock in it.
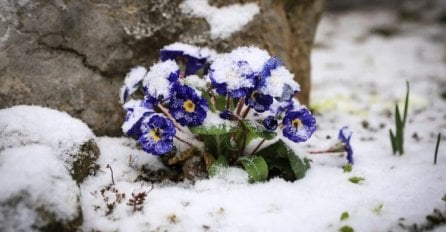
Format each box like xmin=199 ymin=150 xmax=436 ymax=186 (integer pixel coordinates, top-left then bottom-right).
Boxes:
xmin=0 ymin=145 xmax=81 ymax=231
xmin=0 ymin=105 xmax=100 ymax=183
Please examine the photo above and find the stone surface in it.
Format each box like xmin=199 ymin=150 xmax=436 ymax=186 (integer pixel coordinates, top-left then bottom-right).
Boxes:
xmin=0 ymin=0 xmax=325 ymax=136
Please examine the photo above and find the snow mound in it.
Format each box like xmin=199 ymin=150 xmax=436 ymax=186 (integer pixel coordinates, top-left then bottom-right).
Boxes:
xmin=180 ymin=0 xmax=260 ymax=39
xmin=0 ymin=144 xmax=81 ymax=231
xmin=0 ymin=105 xmax=96 ymax=167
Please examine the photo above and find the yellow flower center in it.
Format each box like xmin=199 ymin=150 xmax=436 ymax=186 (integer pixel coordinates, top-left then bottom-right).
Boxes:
xmin=183 ymin=100 xmax=195 ymax=113
xmin=149 ymin=128 xmax=161 ymax=141
xmin=292 ymin=118 xmax=303 ymax=129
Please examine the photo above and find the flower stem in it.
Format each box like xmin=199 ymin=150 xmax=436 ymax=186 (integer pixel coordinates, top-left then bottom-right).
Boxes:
xmin=250 ymin=138 xmax=266 ymax=156
xmin=157 ymin=103 xmax=183 ymax=132
xmin=242 ymin=106 xmax=251 ymax=118
xmin=235 ymin=97 xmax=245 ymax=116
xmin=207 ymin=87 xmax=217 ymax=112
xmin=174 ymin=135 xmax=195 ymax=148
xmin=226 ymin=94 xmax=231 ymax=110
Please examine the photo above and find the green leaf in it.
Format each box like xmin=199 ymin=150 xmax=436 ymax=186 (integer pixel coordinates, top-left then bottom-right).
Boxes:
xmin=339 ymin=225 xmax=354 ymax=232
xmin=200 ymin=134 xmax=235 ymax=159
xmin=343 ymin=164 xmax=352 ymax=173
xmin=442 ymin=194 xmax=446 ymax=202
xmin=389 ymin=129 xmax=397 ymax=155
xmin=256 ymin=139 xmax=310 ymax=181
xmin=241 ymin=120 xmax=276 ymax=143
xmin=207 ymin=155 xmax=228 ymax=177
xmin=340 ymin=211 xmax=350 ymax=221
xmin=214 ymin=95 xmax=235 ymax=111
xmin=348 ymin=176 xmax=365 ymax=184
xmin=403 ymin=81 xmax=410 ymax=125
xmin=239 ymin=156 xmax=268 ymax=182
xmin=189 ymin=123 xmax=237 ymax=135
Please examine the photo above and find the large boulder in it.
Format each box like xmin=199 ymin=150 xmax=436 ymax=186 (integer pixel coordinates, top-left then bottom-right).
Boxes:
xmin=0 ymin=0 xmax=324 ymax=136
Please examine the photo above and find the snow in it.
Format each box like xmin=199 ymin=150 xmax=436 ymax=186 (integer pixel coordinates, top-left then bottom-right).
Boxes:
xmin=180 ymin=0 xmax=260 ymax=39
xmin=0 ymin=105 xmax=95 ymax=166
xmin=2 ymin=8 xmax=446 ymax=232
xmin=121 ymin=100 xmax=152 ymax=134
xmin=143 ymin=60 xmax=179 ymax=100
xmin=230 ymin=46 xmax=271 ymax=73
xmin=0 ymin=144 xmax=80 ymax=231
xmin=183 ymin=75 xmax=207 ymax=90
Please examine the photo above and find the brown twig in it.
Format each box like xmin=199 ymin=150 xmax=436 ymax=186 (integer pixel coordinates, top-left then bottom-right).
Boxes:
xmin=250 ymin=138 xmax=266 ymax=156
xmin=157 ymin=103 xmax=183 ymax=132
xmin=106 ymin=164 xmax=115 ymax=185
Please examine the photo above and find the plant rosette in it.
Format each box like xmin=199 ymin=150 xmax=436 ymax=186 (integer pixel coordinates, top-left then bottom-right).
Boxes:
xmin=120 ymin=43 xmax=317 ymax=182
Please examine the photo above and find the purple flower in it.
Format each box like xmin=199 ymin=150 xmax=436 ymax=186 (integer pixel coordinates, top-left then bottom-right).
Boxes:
xmin=160 ymin=43 xmax=209 ymax=76
xmin=139 ymin=114 xmax=176 ymax=156
xmin=257 ymin=57 xmax=300 ymax=101
xmin=219 ymin=109 xmax=236 ymax=121
xmin=209 ymin=58 xmax=256 ymax=98
xmin=338 ymin=126 xmax=354 ymax=164
xmin=143 ymin=60 xmax=180 ymax=104
xmin=282 ymin=108 xmax=316 ymax=143
xmin=263 ymin=116 xmax=278 ymax=131
xmin=122 ymin=100 xmax=154 ymax=139
xmin=245 ymin=90 xmax=273 ymax=113
xmin=169 ymin=85 xmax=209 ymax=126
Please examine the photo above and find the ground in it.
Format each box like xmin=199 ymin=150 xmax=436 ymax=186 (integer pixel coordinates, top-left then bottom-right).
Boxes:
xmin=80 ymin=9 xmax=446 ymax=232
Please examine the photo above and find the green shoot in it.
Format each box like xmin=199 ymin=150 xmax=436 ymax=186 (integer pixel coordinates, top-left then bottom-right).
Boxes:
xmin=349 ymin=176 xmax=365 ymax=184
xmin=340 ymin=211 xmax=350 ymax=221
xmin=389 ymin=81 xmax=410 ymax=155
xmin=434 ymin=133 xmax=441 ymax=165
xmin=339 ymin=225 xmax=354 ymax=232
xmin=343 ymin=164 xmax=352 ymax=173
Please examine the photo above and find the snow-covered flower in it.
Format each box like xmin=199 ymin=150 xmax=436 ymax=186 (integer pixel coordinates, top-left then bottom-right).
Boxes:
xmin=209 ymin=58 xmax=255 ymax=98
xmin=160 ymin=43 xmax=210 ymax=76
xmin=122 ymin=100 xmax=154 ymax=139
xmin=262 ymin=116 xmax=278 ymax=131
xmin=120 ymin=66 xmax=147 ymax=103
xmin=139 ymin=114 xmax=176 ymax=156
xmin=143 ymin=60 xmax=180 ymax=104
xmin=257 ymin=57 xmax=300 ymax=101
xmin=169 ymin=85 xmax=209 ymax=126
xmin=282 ymin=107 xmax=316 ymax=142
xmin=338 ymin=126 xmax=354 ymax=164
xmin=245 ymin=90 xmax=274 ymax=113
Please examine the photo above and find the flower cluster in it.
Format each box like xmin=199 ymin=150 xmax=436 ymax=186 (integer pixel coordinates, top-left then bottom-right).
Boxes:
xmin=120 ymin=43 xmax=316 ymax=158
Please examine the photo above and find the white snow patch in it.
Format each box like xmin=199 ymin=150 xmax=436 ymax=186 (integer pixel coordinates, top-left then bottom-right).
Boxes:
xmin=0 ymin=144 xmax=80 ymax=231
xmin=180 ymin=0 xmax=260 ymax=39
xmin=183 ymin=75 xmax=207 ymax=90
xmin=229 ymin=46 xmax=271 ymax=72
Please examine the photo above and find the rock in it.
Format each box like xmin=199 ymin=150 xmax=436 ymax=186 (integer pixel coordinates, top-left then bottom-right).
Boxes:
xmin=0 ymin=105 xmax=100 ymax=183
xmin=0 ymin=145 xmax=82 ymax=231
xmin=0 ymin=0 xmax=324 ymax=136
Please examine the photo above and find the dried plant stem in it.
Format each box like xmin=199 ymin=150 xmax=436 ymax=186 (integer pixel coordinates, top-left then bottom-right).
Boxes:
xmin=434 ymin=133 xmax=441 ymax=165
xmin=106 ymin=164 xmax=115 ymax=185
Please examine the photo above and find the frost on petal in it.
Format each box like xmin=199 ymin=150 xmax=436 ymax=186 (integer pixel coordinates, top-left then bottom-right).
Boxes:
xmin=229 ymin=46 xmax=271 ymax=73
xmin=122 ymin=100 xmax=154 ymax=138
xmin=260 ymin=66 xmax=300 ymax=101
xmin=143 ymin=60 xmax=179 ymax=101
xmin=120 ymin=66 xmax=147 ymax=103
xmin=183 ymin=75 xmax=207 ymax=90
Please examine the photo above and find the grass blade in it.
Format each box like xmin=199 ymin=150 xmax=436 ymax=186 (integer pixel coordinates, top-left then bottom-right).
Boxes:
xmin=403 ymin=81 xmax=410 ymax=125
